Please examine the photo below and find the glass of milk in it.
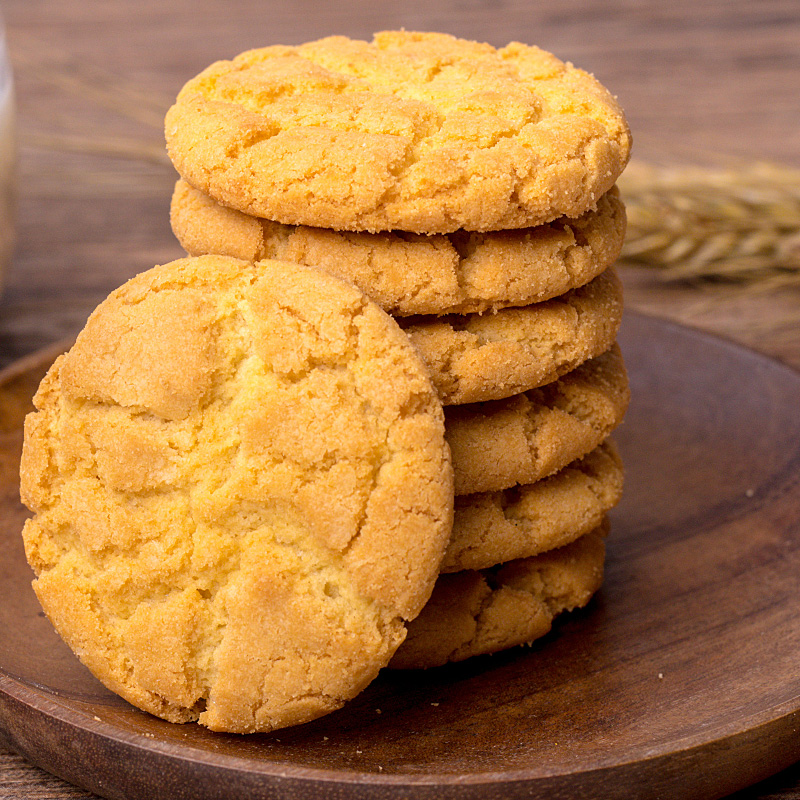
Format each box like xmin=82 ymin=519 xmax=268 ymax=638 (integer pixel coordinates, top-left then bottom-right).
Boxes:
xmin=0 ymin=16 xmax=14 ymax=293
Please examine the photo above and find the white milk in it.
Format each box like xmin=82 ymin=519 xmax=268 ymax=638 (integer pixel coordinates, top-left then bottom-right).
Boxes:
xmin=0 ymin=19 xmax=15 ymax=293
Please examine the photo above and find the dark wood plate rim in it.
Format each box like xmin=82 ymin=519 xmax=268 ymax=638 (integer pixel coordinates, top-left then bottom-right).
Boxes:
xmin=2 ymin=311 xmax=800 ymax=798
xmin=3 ymin=671 xmax=800 ymax=786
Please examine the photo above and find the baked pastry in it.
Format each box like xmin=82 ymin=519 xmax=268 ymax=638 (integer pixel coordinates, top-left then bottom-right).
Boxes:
xmin=445 ymin=440 xmax=622 ymax=572
xmin=391 ymin=521 xmax=608 ymax=669
xmin=165 ymin=31 xmax=631 ymax=233
xmin=20 ymin=255 xmax=454 ymax=733
xmin=171 ymin=178 xmax=626 ymax=317
xmin=446 ymin=344 xmax=629 ymax=495
xmin=403 ymin=268 xmax=623 ymax=405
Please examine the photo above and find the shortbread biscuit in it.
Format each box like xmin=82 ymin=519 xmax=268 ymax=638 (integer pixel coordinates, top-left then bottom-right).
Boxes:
xmin=20 ymin=255 xmax=453 ymax=733
xmin=445 ymin=440 xmax=622 ymax=573
xmin=171 ymin=179 xmax=626 ymax=316
xmin=165 ymin=31 xmax=631 ymax=234
xmin=391 ymin=522 xmax=607 ymax=669
xmin=403 ymin=268 xmax=622 ymax=405
xmin=447 ymin=344 xmax=629 ymax=495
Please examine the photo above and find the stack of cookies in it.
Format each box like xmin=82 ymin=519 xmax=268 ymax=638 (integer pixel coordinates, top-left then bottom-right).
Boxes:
xmin=166 ymin=32 xmax=632 ymax=669
xmin=20 ymin=31 xmax=631 ymax=735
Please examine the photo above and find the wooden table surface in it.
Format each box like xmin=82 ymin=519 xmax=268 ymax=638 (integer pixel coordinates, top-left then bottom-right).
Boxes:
xmin=0 ymin=1 xmax=798 ymax=798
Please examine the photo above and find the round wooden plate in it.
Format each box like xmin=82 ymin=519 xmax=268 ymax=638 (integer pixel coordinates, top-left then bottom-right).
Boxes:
xmin=1 ymin=312 xmax=799 ymax=800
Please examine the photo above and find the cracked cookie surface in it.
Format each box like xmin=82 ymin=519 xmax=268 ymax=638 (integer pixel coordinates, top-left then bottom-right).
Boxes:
xmin=391 ymin=521 xmax=607 ymax=669
xmin=171 ymin=179 xmax=626 ymax=316
xmin=20 ymin=255 xmax=453 ymax=733
xmin=165 ymin=31 xmax=631 ymax=234
xmin=445 ymin=440 xmax=622 ymax=573
xmin=402 ymin=268 xmax=622 ymax=405
xmin=446 ymin=344 xmax=629 ymax=495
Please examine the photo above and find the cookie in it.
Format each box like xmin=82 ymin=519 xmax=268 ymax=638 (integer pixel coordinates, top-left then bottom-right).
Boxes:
xmin=390 ymin=521 xmax=607 ymax=669
xmin=447 ymin=344 xmax=629 ymax=495
xmin=171 ymin=178 xmax=626 ymax=317
xmin=165 ymin=31 xmax=631 ymax=234
xmin=402 ymin=268 xmax=622 ymax=405
xmin=20 ymin=255 xmax=453 ymax=733
xmin=444 ymin=439 xmax=622 ymax=573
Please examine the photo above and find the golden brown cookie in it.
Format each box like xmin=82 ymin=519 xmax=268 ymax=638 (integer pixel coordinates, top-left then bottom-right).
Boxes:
xmin=445 ymin=440 xmax=622 ymax=573
xmin=171 ymin=178 xmax=626 ymax=317
xmin=391 ymin=521 xmax=607 ymax=669
xmin=20 ymin=255 xmax=453 ymax=733
xmin=165 ymin=31 xmax=631 ymax=234
xmin=403 ymin=268 xmax=623 ymax=405
xmin=447 ymin=344 xmax=629 ymax=495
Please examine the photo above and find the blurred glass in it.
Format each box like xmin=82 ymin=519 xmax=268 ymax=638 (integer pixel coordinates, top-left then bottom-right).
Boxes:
xmin=0 ymin=13 xmax=14 ymax=294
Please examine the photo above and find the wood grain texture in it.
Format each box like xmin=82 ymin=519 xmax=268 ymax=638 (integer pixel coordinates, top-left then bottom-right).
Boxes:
xmin=0 ymin=315 xmax=800 ymax=800
xmin=3 ymin=316 xmax=800 ymax=800
xmin=0 ymin=0 xmax=799 ymax=797
xmin=1 ymin=0 xmax=799 ymax=369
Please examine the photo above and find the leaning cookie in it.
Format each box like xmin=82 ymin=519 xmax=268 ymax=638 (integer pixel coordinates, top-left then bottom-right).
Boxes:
xmin=403 ymin=268 xmax=623 ymax=405
xmin=446 ymin=343 xmax=629 ymax=495
xmin=20 ymin=255 xmax=453 ymax=733
xmin=390 ymin=522 xmax=607 ymax=669
xmin=171 ymin=178 xmax=626 ymax=317
xmin=444 ymin=440 xmax=622 ymax=573
xmin=165 ymin=31 xmax=631 ymax=233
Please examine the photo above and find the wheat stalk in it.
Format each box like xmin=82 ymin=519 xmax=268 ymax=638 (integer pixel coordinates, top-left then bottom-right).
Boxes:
xmin=618 ymin=161 xmax=800 ymax=287
xmin=24 ymin=131 xmax=169 ymax=165
xmin=10 ymin=33 xmax=171 ymax=129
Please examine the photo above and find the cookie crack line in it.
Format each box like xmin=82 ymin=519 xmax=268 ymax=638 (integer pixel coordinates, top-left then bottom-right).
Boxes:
xmin=165 ymin=32 xmax=630 ymax=233
xmin=444 ymin=343 xmax=628 ymax=496
xmin=443 ymin=586 xmax=493 ymax=667
xmin=291 ymin=318 xmax=389 ymax=558
xmin=170 ymin=179 xmax=624 ymax=319
xmin=20 ymin=256 xmax=454 ymax=733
